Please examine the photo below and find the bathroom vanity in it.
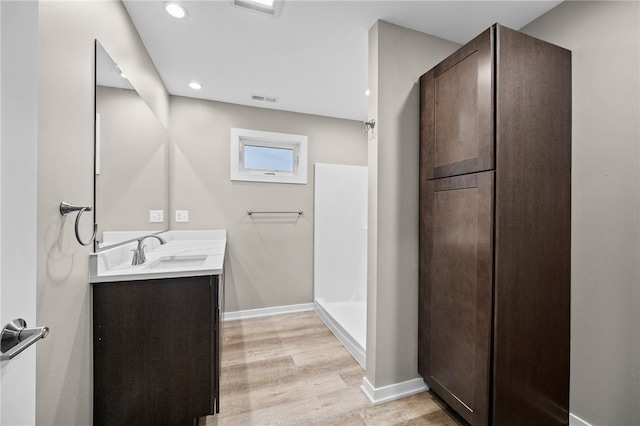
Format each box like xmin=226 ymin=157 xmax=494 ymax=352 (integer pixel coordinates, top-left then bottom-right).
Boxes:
xmin=90 ymin=230 xmax=226 ymax=425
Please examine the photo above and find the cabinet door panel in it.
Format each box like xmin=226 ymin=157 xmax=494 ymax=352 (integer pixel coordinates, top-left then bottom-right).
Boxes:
xmin=93 ymin=277 xmax=212 ymax=425
xmin=420 ymin=28 xmax=493 ymax=179
xmin=420 ymin=172 xmax=493 ymax=426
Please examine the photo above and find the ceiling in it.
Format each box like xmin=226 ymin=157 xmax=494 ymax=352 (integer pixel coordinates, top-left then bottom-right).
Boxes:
xmin=123 ymin=0 xmax=562 ymax=122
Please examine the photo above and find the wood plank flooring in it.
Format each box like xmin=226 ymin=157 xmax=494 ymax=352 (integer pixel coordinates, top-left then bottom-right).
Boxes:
xmin=202 ymin=311 xmax=465 ymax=425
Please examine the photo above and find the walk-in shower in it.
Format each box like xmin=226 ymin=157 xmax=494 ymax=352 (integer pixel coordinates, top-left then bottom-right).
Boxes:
xmin=314 ymin=163 xmax=367 ymax=366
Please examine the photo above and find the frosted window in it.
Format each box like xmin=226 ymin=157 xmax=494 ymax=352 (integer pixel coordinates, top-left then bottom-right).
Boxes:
xmin=244 ymin=145 xmax=293 ymax=172
xmin=230 ymin=128 xmax=307 ymax=184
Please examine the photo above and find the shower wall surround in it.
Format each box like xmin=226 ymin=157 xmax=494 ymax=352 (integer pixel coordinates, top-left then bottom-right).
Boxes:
xmin=314 ymin=163 xmax=368 ymax=366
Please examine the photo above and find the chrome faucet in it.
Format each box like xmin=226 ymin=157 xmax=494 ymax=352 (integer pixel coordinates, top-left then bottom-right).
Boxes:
xmin=131 ymin=235 xmax=167 ymax=265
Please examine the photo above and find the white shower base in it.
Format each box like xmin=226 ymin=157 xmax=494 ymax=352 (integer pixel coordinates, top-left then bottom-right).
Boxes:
xmin=314 ymin=298 xmax=366 ymax=367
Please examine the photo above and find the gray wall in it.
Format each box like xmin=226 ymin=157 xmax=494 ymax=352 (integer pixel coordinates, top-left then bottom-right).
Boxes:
xmin=37 ymin=2 xmax=169 ymax=424
xmin=522 ymin=2 xmax=640 ymax=425
xmin=170 ymin=96 xmax=367 ymax=313
xmin=95 ymin=85 xmax=169 ymax=240
xmin=366 ymin=21 xmax=460 ymax=389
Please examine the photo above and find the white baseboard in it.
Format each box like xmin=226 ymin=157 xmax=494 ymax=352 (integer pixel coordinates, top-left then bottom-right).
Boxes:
xmin=570 ymin=413 xmax=592 ymax=426
xmin=314 ymin=301 xmax=366 ymax=368
xmin=223 ymin=303 xmax=314 ymax=321
xmin=361 ymin=376 xmax=428 ymax=405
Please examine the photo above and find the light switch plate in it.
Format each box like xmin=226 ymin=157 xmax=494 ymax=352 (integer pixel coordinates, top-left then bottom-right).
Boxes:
xmin=175 ymin=210 xmax=189 ymax=223
xmin=149 ymin=210 xmax=164 ymax=223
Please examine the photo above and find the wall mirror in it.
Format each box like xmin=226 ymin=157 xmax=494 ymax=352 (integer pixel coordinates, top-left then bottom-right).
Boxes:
xmin=94 ymin=40 xmax=169 ymax=251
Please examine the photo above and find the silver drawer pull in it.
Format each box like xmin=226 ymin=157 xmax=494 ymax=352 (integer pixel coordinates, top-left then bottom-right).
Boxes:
xmin=1 ymin=318 xmax=49 ymax=361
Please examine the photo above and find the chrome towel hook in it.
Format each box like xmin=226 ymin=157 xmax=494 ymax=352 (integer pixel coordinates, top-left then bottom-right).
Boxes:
xmin=363 ymin=119 xmax=375 ymax=133
xmin=59 ymin=202 xmax=97 ymax=246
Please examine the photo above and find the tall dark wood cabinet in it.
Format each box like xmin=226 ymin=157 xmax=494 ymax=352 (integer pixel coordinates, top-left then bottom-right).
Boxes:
xmin=418 ymin=24 xmax=571 ymax=426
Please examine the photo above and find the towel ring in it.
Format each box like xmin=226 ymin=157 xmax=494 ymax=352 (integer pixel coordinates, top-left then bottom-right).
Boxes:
xmin=59 ymin=202 xmax=97 ymax=246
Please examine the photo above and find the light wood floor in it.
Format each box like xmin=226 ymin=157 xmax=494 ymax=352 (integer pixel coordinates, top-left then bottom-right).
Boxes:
xmin=202 ymin=311 xmax=465 ymax=425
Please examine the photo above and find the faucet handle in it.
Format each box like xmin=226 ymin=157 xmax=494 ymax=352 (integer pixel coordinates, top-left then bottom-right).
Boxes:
xmin=130 ymin=245 xmax=147 ymax=265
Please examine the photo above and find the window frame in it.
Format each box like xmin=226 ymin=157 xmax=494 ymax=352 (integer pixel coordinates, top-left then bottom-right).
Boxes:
xmin=230 ymin=128 xmax=308 ymax=184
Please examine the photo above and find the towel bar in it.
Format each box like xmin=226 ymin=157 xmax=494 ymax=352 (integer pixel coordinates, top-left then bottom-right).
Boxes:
xmin=247 ymin=210 xmax=303 ymax=216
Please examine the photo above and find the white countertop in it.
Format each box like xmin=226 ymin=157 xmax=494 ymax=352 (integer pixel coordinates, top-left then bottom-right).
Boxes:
xmin=90 ymin=230 xmax=226 ymax=283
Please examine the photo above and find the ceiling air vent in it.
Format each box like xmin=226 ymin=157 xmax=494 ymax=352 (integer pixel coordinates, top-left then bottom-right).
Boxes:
xmin=231 ymin=0 xmax=282 ymax=17
xmin=251 ymin=94 xmax=278 ymax=103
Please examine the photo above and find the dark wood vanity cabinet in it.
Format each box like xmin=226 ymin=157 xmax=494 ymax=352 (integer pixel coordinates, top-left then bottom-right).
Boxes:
xmin=93 ymin=274 xmax=223 ymax=425
xmin=418 ymin=24 xmax=571 ymax=426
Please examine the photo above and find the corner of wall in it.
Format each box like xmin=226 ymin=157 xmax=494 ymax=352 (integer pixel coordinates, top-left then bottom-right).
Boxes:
xmin=365 ymin=19 xmax=460 ymax=390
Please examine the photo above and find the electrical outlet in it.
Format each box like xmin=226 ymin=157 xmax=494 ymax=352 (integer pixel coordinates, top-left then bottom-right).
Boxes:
xmin=175 ymin=210 xmax=189 ymax=223
xmin=149 ymin=210 xmax=164 ymax=223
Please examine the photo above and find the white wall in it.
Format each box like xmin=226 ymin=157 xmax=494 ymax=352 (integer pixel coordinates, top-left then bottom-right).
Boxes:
xmin=314 ymin=163 xmax=368 ymax=306
xmin=366 ymin=20 xmax=460 ymax=392
xmin=37 ymin=2 xmax=169 ymax=424
xmin=170 ymin=96 xmax=367 ymax=313
xmin=0 ymin=1 xmax=39 ymax=424
xmin=522 ymin=2 xmax=640 ymax=425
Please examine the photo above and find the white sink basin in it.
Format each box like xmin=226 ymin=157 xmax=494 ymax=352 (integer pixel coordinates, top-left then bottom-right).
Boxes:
xmin=90 ymin=230 xmax=227 ymax=283
xmin=147 ymin=254 xmax=208 ymax=269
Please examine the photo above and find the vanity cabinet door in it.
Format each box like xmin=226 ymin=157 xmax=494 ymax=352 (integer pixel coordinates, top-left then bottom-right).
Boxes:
xmin=420 ymin=27 xmax=494 ymax=180
xmin=418 ymin=171 xmax=494 ymax=426
xmin=93 ymin=276 xmax=214 ymax=426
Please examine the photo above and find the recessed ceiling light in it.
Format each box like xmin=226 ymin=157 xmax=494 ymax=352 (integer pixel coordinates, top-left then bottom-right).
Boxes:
xmin=164 ymin=2 xmax=188 ymax=19
xmin=365 ymin=89 xmax=370 ymax=97
xmin=189 ymin=81 xmax=202 ymax=90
